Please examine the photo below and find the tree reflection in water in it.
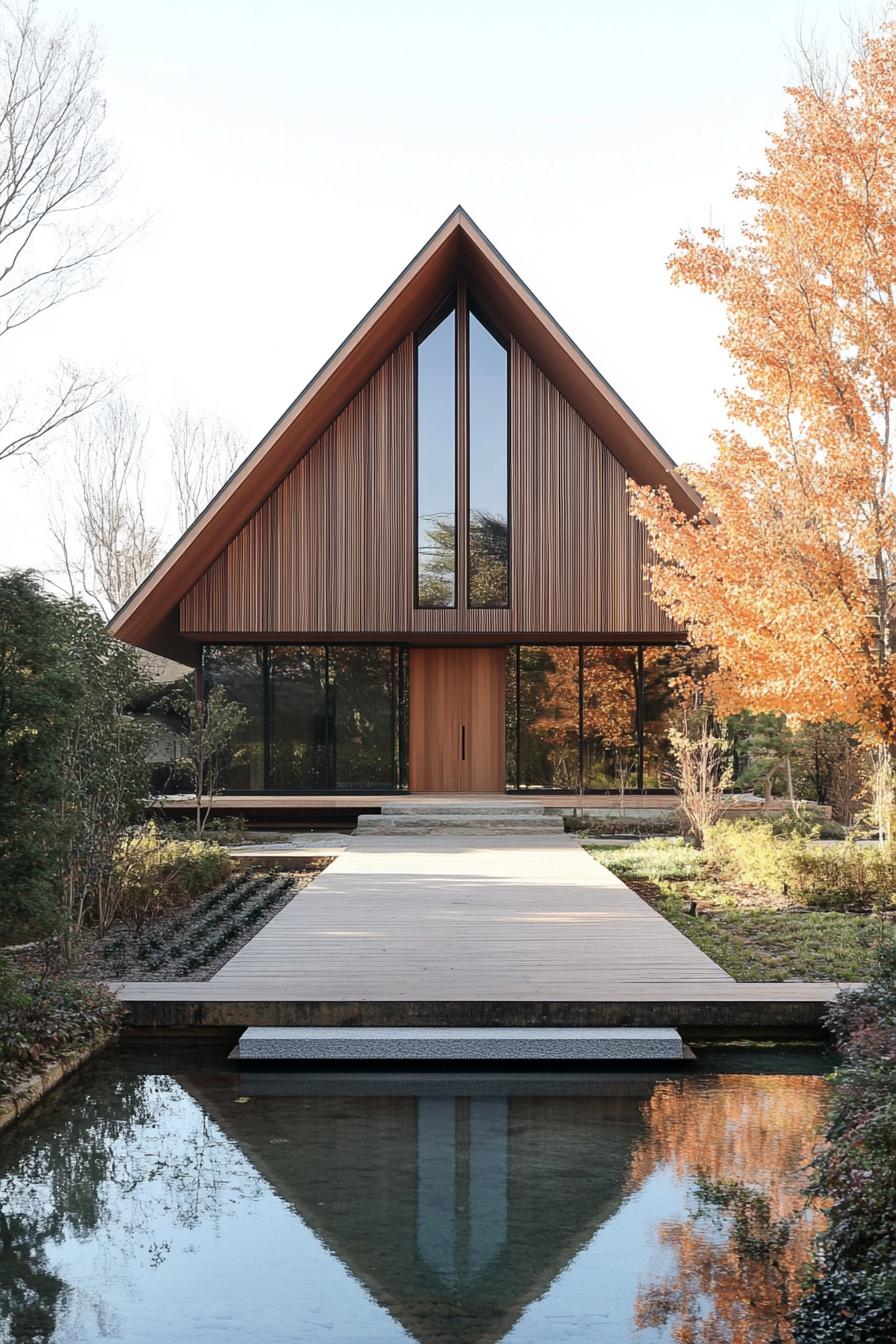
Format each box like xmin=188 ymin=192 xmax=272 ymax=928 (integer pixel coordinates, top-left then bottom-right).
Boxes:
xmin=0 ymin=1056 xmax=830 ymax=1344
xmin=0 ymin=1068 xmax=265 ymax=1342
xmin=629 ymin=1074 xmax=828 ymax=1344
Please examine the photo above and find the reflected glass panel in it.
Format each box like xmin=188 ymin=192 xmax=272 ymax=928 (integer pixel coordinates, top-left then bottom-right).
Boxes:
xmin=416 ymin=307 xmax=456 ymax=607
xmin=203 ymin=645 xmax=265 ymax=790
xmin=468 ymin=310 xmax=509 ymax=607
xmin=518 ymin=645 xmax=580 ymax=789
xmin=642 ymin=645 xmax=688 ymax=787
xmin=329 ymin=645 xmax=396 ymax=789
xmin=268 ymin=645 xmax=328 ymax=790
xmin=582 ymin=646 xmax=639 ymax=790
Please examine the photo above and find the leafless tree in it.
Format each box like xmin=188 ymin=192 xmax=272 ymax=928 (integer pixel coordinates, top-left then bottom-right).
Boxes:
xmin=0 ymin=1 xmax=123 ymax=462
xmin=167 ymin=407 xmax=242 ymax=532
xmin=669 ymin=704 xmax=733 ymax=849
xmin=49 ymin=396 xmax=162 ymax=617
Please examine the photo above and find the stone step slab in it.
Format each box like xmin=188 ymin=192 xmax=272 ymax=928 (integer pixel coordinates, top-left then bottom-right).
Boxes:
xmin=355 ymin=815 xmax=565 ymax=834
xmin=234 ymin=1025 xmax=686 ymax=1062
xmin=380 ymin=803 xmax=550 ymax=817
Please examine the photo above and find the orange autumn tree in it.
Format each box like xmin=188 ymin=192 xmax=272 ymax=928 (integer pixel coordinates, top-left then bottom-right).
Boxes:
xmin=631 ymin=22 xmax=896 ymax=760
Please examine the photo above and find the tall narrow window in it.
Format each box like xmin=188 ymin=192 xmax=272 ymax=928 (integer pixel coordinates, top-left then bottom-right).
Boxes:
xmin=415 ymin=304 xmax=456 ymax=606
xmin=468 ymin=309 xmax=509 ymax=607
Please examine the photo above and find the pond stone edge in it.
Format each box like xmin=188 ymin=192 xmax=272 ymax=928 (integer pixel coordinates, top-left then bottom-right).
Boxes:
xmin=0 ymin=1027 xmax=118 ymax=1133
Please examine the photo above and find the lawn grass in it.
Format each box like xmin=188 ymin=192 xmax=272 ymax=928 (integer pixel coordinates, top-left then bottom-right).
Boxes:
xmin=653 ymin=901 xmax=878 ymax=981
xmin=590 ymin=840 xmax=880 ymax=982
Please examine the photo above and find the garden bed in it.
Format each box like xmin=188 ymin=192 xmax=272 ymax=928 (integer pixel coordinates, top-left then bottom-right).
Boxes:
xmin=591 ymin=838 xmax=884 ymax=982
xmin=86 ymin=862 xmax=330 ymax=981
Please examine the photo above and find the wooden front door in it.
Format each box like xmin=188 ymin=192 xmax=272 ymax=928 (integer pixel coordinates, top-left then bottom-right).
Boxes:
xmin=408 ymin=648 xmax=506 ymax=792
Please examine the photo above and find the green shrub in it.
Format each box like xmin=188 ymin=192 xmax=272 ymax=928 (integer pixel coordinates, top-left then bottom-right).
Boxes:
xmin=704 ymin=819 xmax=802 ymax=894
xmin=114 ymin=825 xmax=234 ymax=931
xmin=597 ymin=838 xmax=706 ymax=884
xmin=787 ymin=843 xmax=896 ymax=912
xmin=705 ymin=820 xmax=896 ymax=911
xmin=792 ymin=936 xmax=896 ymax=1340
xmin=155 ymin=814 xmax=247 ymax=847
xmin=0 ymin=958 xmax=121 ymax=1093
xmin=770 ymin=809 xmax=845 ymax=840
xmin=566 ymin=813 xmax=680 ymax=837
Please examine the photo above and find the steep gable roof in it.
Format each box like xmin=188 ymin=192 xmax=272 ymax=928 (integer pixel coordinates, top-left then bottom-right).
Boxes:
xmin=110 ymin=207 xmax=699 ymax=659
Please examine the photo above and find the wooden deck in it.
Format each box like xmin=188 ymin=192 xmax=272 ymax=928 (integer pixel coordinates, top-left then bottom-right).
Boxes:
xmin=211 ymin=835 xmax=730 ymax=996
xmin=114 ymin=836 xmax=855 ymax=1032
xmin=152 ymin=792 xmax=679 ymax=814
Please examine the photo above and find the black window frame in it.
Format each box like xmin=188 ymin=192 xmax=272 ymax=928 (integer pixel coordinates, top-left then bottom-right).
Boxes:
xmin=505 ymin=641 xmax=684 ymax=794
xmin=413 ymin=292 xmax=458 ymax=610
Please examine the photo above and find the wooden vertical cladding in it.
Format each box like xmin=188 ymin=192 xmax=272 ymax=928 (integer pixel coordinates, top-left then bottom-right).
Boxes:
xmin=180 ymin=333 xmax=679 ymax=639
xmin=180 ymin=338 xmax=415 ymax=635
xmin=507 ymin=341 xmax=675 ymax=635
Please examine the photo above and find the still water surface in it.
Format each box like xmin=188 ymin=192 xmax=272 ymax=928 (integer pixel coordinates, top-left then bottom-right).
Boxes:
xmin=0 ymin=1045 xmax=831 ymax=1344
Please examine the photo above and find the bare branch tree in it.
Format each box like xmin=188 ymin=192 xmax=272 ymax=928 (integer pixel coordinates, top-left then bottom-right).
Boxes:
xmin=669 ymin=703 xmax=733 ymax=849
xmin=48 ymin=395 xmax=162 ymax=618
xmin=0 ymin=0 xmax=124 ymax=462
xmin=167 ymin=407 xmax=242 ymax=532
xmin=1 ymin=361 xmax=112 ymax=462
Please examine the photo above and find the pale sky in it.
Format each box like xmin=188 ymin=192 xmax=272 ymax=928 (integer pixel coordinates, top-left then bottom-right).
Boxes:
xmin=0 ymin=0 xmax=854 ymax=575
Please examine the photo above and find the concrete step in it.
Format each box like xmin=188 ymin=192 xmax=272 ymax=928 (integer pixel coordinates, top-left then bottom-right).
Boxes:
xmin=234 ymin=1025 xmax=687 ymax=1063
xmin=381 ymin=803 xmax=550 ymax=817
xmin=359 ymin=814 xmax=563 ymax=825
xmin=356 ymin=814 xmax=565 ymax=834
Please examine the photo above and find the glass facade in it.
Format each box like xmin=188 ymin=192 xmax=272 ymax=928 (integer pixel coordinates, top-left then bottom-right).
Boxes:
xmin=415 ymin=306 xmax=457 ymax=607
xmin=506 ymin=644 xmax=680 ymax=792
xmin=268 ymin=645 xmax=328 ymax=790
xmin=517 ymin=645 xmax=580 ymax=790
xmin=204 ymin=644 xmax=407 ymax=792
xmin=203 ymin=645 xmax=265 ymax=791
xmin=582 ymin=646 xmax=639 ymax=790
xmin=415 ymin=292 xmax=511 ymax=610
xmin=642 ymin=646 xmax=688 ymax=789
xmin=468 ymin=309 xmax=509 ymax=607
xmin=205 ymin=642 xmax=680 ymax=794
xmin=328 ymin=645 xmax=398 ymax=789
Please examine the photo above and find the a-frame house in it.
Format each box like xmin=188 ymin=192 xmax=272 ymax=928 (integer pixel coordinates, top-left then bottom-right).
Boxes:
xmin=110 ymin=208 xmax=696 ymax=795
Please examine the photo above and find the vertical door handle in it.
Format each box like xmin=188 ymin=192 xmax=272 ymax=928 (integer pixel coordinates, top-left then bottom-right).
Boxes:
xmin=461 ymin=724 xmax=466 ymax=761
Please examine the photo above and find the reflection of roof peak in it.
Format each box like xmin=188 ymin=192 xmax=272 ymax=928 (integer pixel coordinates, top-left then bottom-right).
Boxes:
xmin=181 ymin=1081 xmax=651 ymax=1344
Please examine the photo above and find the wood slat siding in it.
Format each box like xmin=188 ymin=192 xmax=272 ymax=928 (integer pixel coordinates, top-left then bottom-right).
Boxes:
xmin=180 ymin=335 xmax=678 ymax=638
xmin=181 ymin=339 xmax=415 ymax=635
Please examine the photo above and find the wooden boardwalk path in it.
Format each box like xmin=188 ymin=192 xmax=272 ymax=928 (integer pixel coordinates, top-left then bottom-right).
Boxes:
xmin=114 ymin=835 xmax=856 ymax=1030
xmin=209 ymin=835 xmax=731 ymax=999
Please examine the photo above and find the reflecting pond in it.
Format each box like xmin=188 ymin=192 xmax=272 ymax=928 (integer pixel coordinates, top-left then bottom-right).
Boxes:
xmin=0 ymin=1045 xmax=831 ymax=1344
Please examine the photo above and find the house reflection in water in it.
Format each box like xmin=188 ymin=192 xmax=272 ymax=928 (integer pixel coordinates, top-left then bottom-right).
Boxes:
xmin=185 ymin=1072 xmax=653 ymax=1344
xmin=0 ymin=1055 xmax=829 ymax=1344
